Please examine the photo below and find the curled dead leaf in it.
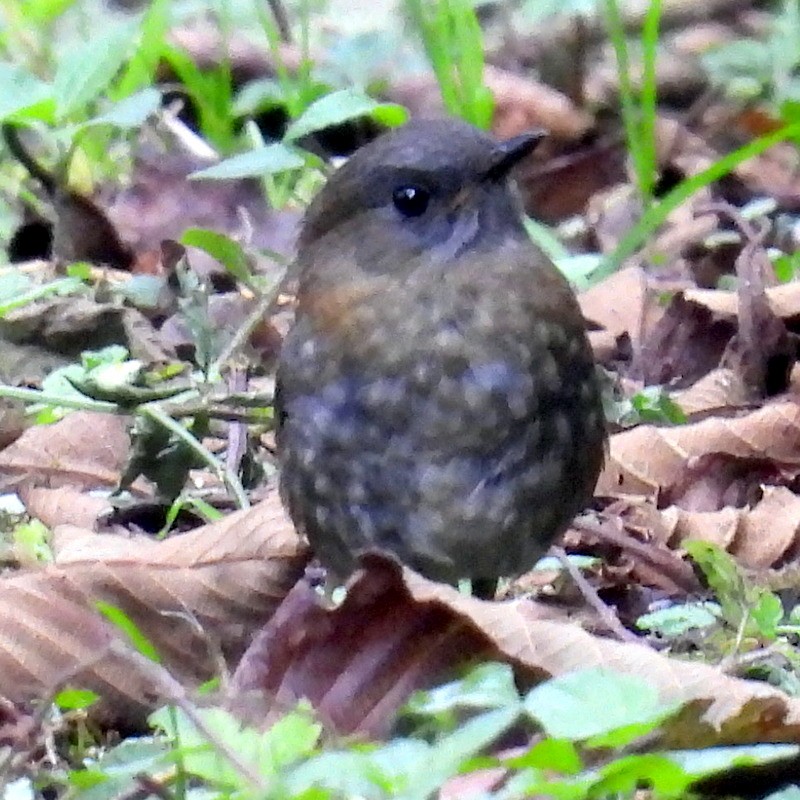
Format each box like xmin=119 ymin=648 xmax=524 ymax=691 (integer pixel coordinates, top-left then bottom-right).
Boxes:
xmin=597 ymin=399 xmax=800 ymax=501
xmin=231 ymin=554 xmax=800 ymax=746
xmin=0 ymin=493 xmax=308 ymax=726
xmin=0 ymin=412 xmax=130 ymax=493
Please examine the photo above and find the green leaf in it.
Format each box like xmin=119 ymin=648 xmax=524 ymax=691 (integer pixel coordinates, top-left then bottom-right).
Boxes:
xmin=284 ymin=89 xmax=407 ymax=141
xmin=233 ymin=77 xmax=285 ymax=117
xmin=502 ymin=768 xmax=592 ymax=800
xmin=66 ymin=262 xmax=93 ymax=281
xmin=556 ymin=254 xmax=606 ymax=290
xmin=683 ymin=540 xmax=749 ymax=629
xmin=80 ymin=88 xmax=162 ymax=131
xmin=81 ymin=360 xmax=144 ymax=396
xmin=636 ymin=602 xmax=721 ymax=637
xmin=288 ymin=740 xmax=430 ymax=797
xmin=180 ymin=228 xmax=253 ymax=285
xmin=630 ymin=386 xmax=687 ymax=425
xmin=159 ymin=494 xmax=223 ymax=537
xmin=159 ymin=44 xmax=235 ymax=150
xmin=115 ymin=0 xmax=170 ymax=96
xmin=405 ymin=0 xmax=492 ymax=128
xmin=669 ymin=743 xmax=799 ymax=777
xmin=524 ymin=668 xmax=679 ymax=745
xmin=751 ymin=590 xmax=784 ymax=639
xmin=591 ymin=754 xmax=690 ymax=797
xmin=54 ymin=23 xmax=138 ymax=120
xmin=406 ymin=662 xmax=520 ymax=717
xmin=38 ymin=363 xmax=92 ymax=413
xmin=0 ymin=64 xmax=54 ymax=121
xmin=151 ymin=704 xmax=322 ymax=788
xmin=524 ymin=217 xmax=570 ymax=262
xmin=55 ymin=687 xmax=99 ymax=710
xmin=190 ymin=143 xmax=307 ymax=180
xmin=68 ymin=738 xmax=168 ymax=800
xmin=0 ymin=277 xmax=84 ymax=318
xmin=95 ymin=601 xmax=162 ymax=663
xmin=404 ymin=707 xmax=520 ymax=799
xmin=0 ymin=270 xmax=32 ymax=303
xmin=17 ymin=0 xmax=76 ymax=23
xmin=702 ymin=39 xmax=772 ymax=94
xmin=81 ymin=345 xmax=130 ymax=370
xmin=112 ymin=274 xmax=166 ymax=310
xmin=772 ymin=250 xmax=800 ymax=283
xmin=13 ymin=518 xmax=53 ymax=564
xmin=508 ymin=738 xmax=583 ymax=775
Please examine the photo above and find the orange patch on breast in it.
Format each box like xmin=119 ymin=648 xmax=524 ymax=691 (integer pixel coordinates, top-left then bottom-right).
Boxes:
xmin=302 ymin=282 xmax=382 ymax=340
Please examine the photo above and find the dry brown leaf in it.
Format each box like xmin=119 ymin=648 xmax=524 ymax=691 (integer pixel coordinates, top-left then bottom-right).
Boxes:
xmin=232 ymin=555 xmax=800 ymax=746
xmin=0 ymin=493 xmax=308 ymax=725
xmin=639 ymin=292 xmax=734 ymax=386
xmin=19 ymin=485 xmax=111 ymax=531
xmin=684 ymin=283 xmax=800 ymax=322
xmin=736 ymin=485 xmax=800 ymax=566
xmin=596 ymin=399 xmax=800 ymax=500
xmin=621 ymin=498 xmax=739 ymax=552
xmin=736 ymin=140 xmax=800 ymax=204
xmin=405 ymin=569 xmax=800 ymax=745
xmin=619 ymin=488 xmax=800 ymax=569
xmin=231 ymin=553 xmax=501 ymax=738
xmin=0 ymin=412 xmax=130 ymax=492
xmin=585 ymin=184 xmax=645 ymax=256
xmin=719 ymin=220 xmax=794 ymax=399
xmin=579 ymin=265 xmax=647 ymax=338
xmin=672 ymin=368 xmax=752 ymax=416
xmin=587 ymin=328 xmax=623 ymax=360
xmin=483 ymin=65 xmax=593 ymax=140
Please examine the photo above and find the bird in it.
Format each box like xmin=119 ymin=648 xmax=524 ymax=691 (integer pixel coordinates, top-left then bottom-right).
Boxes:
xmin=275 ymin=117 xmax=605 ymax=595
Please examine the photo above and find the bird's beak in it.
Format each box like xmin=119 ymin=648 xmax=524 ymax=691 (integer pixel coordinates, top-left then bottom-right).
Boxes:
xmin=484 ymin=130 xmax=546 ymax=181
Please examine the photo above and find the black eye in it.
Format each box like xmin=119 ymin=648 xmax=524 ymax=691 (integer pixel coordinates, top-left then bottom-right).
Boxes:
xmin=392 ymin=185 xmax=430 ymax=217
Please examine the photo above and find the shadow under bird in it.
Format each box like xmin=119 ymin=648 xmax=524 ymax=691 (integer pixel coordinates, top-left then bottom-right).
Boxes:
xmin=276 ymin=117 xmax=605 ymax=596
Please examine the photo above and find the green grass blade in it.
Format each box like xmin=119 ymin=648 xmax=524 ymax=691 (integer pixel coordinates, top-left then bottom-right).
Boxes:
xmin=601 ymin=120 xmax=800 ymax=279
xmin=639 ymin=0 xmax=662 ymax=200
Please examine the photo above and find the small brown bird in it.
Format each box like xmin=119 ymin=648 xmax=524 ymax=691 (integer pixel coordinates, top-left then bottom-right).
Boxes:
xmin=276 ymin=117 xmax=605 ymax=593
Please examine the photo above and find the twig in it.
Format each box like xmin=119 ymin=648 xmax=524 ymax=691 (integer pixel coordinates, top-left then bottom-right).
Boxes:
xmin=573 ymin=516 xmax=702 ymax=595
xmin=210 ymin=276 xmax=286 ymax=375
xmin=140 ymin=404 xmax=250 ymax=510
xmin=109 ymin=641 xmax=268 ymax=794
xmin=0 ymin=643 xmax=114 ymax=780
xmin=552 ymin=546 xmax=639 ymax=643
xmin=224 ymin=368 xmax=249 ymax=479
xmin=0 ymin=384 xmax=118 ymax=414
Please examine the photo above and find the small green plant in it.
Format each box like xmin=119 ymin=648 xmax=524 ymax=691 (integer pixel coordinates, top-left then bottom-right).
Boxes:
xmin=60 ymin=663 xmax=800 ymax=799
xmin=0 ymin=0 xmax=168 ymax=186
xmin=606 ymin=385 xmax=688 ymax=428
xmin=683 ymin=540 xmax=785 ymax=644
xmin=603 ymin=0 xmax=662 ymax=208
xmin=649 ymin=541 xmax=800 ymax=694
xmin=11 ymin=517 xmax=53 ymax=564
xmin=0 ymin=341 xmax=258 ymax=508
xmin=404 ymin=0 xmax=494 ymax=129
xmin=192 ymin=87 xmax=408 ymax=209
xmin=702 ymin=0 xmax=800 ymax=114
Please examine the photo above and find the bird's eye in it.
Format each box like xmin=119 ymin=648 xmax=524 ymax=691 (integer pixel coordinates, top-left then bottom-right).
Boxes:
xmin=392 ymin=185 xmax=430 ymax=217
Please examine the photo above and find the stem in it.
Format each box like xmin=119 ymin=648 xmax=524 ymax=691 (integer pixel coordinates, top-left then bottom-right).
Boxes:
xmin=140 ymin=404 xmax=250 ymax=510
xmin=0 ymin=384 xmax=118 ymax=414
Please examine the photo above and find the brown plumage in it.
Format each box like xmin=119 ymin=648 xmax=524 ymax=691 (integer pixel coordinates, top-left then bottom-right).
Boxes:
xmin=276 ymin=118 xmax=605 ymax=592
